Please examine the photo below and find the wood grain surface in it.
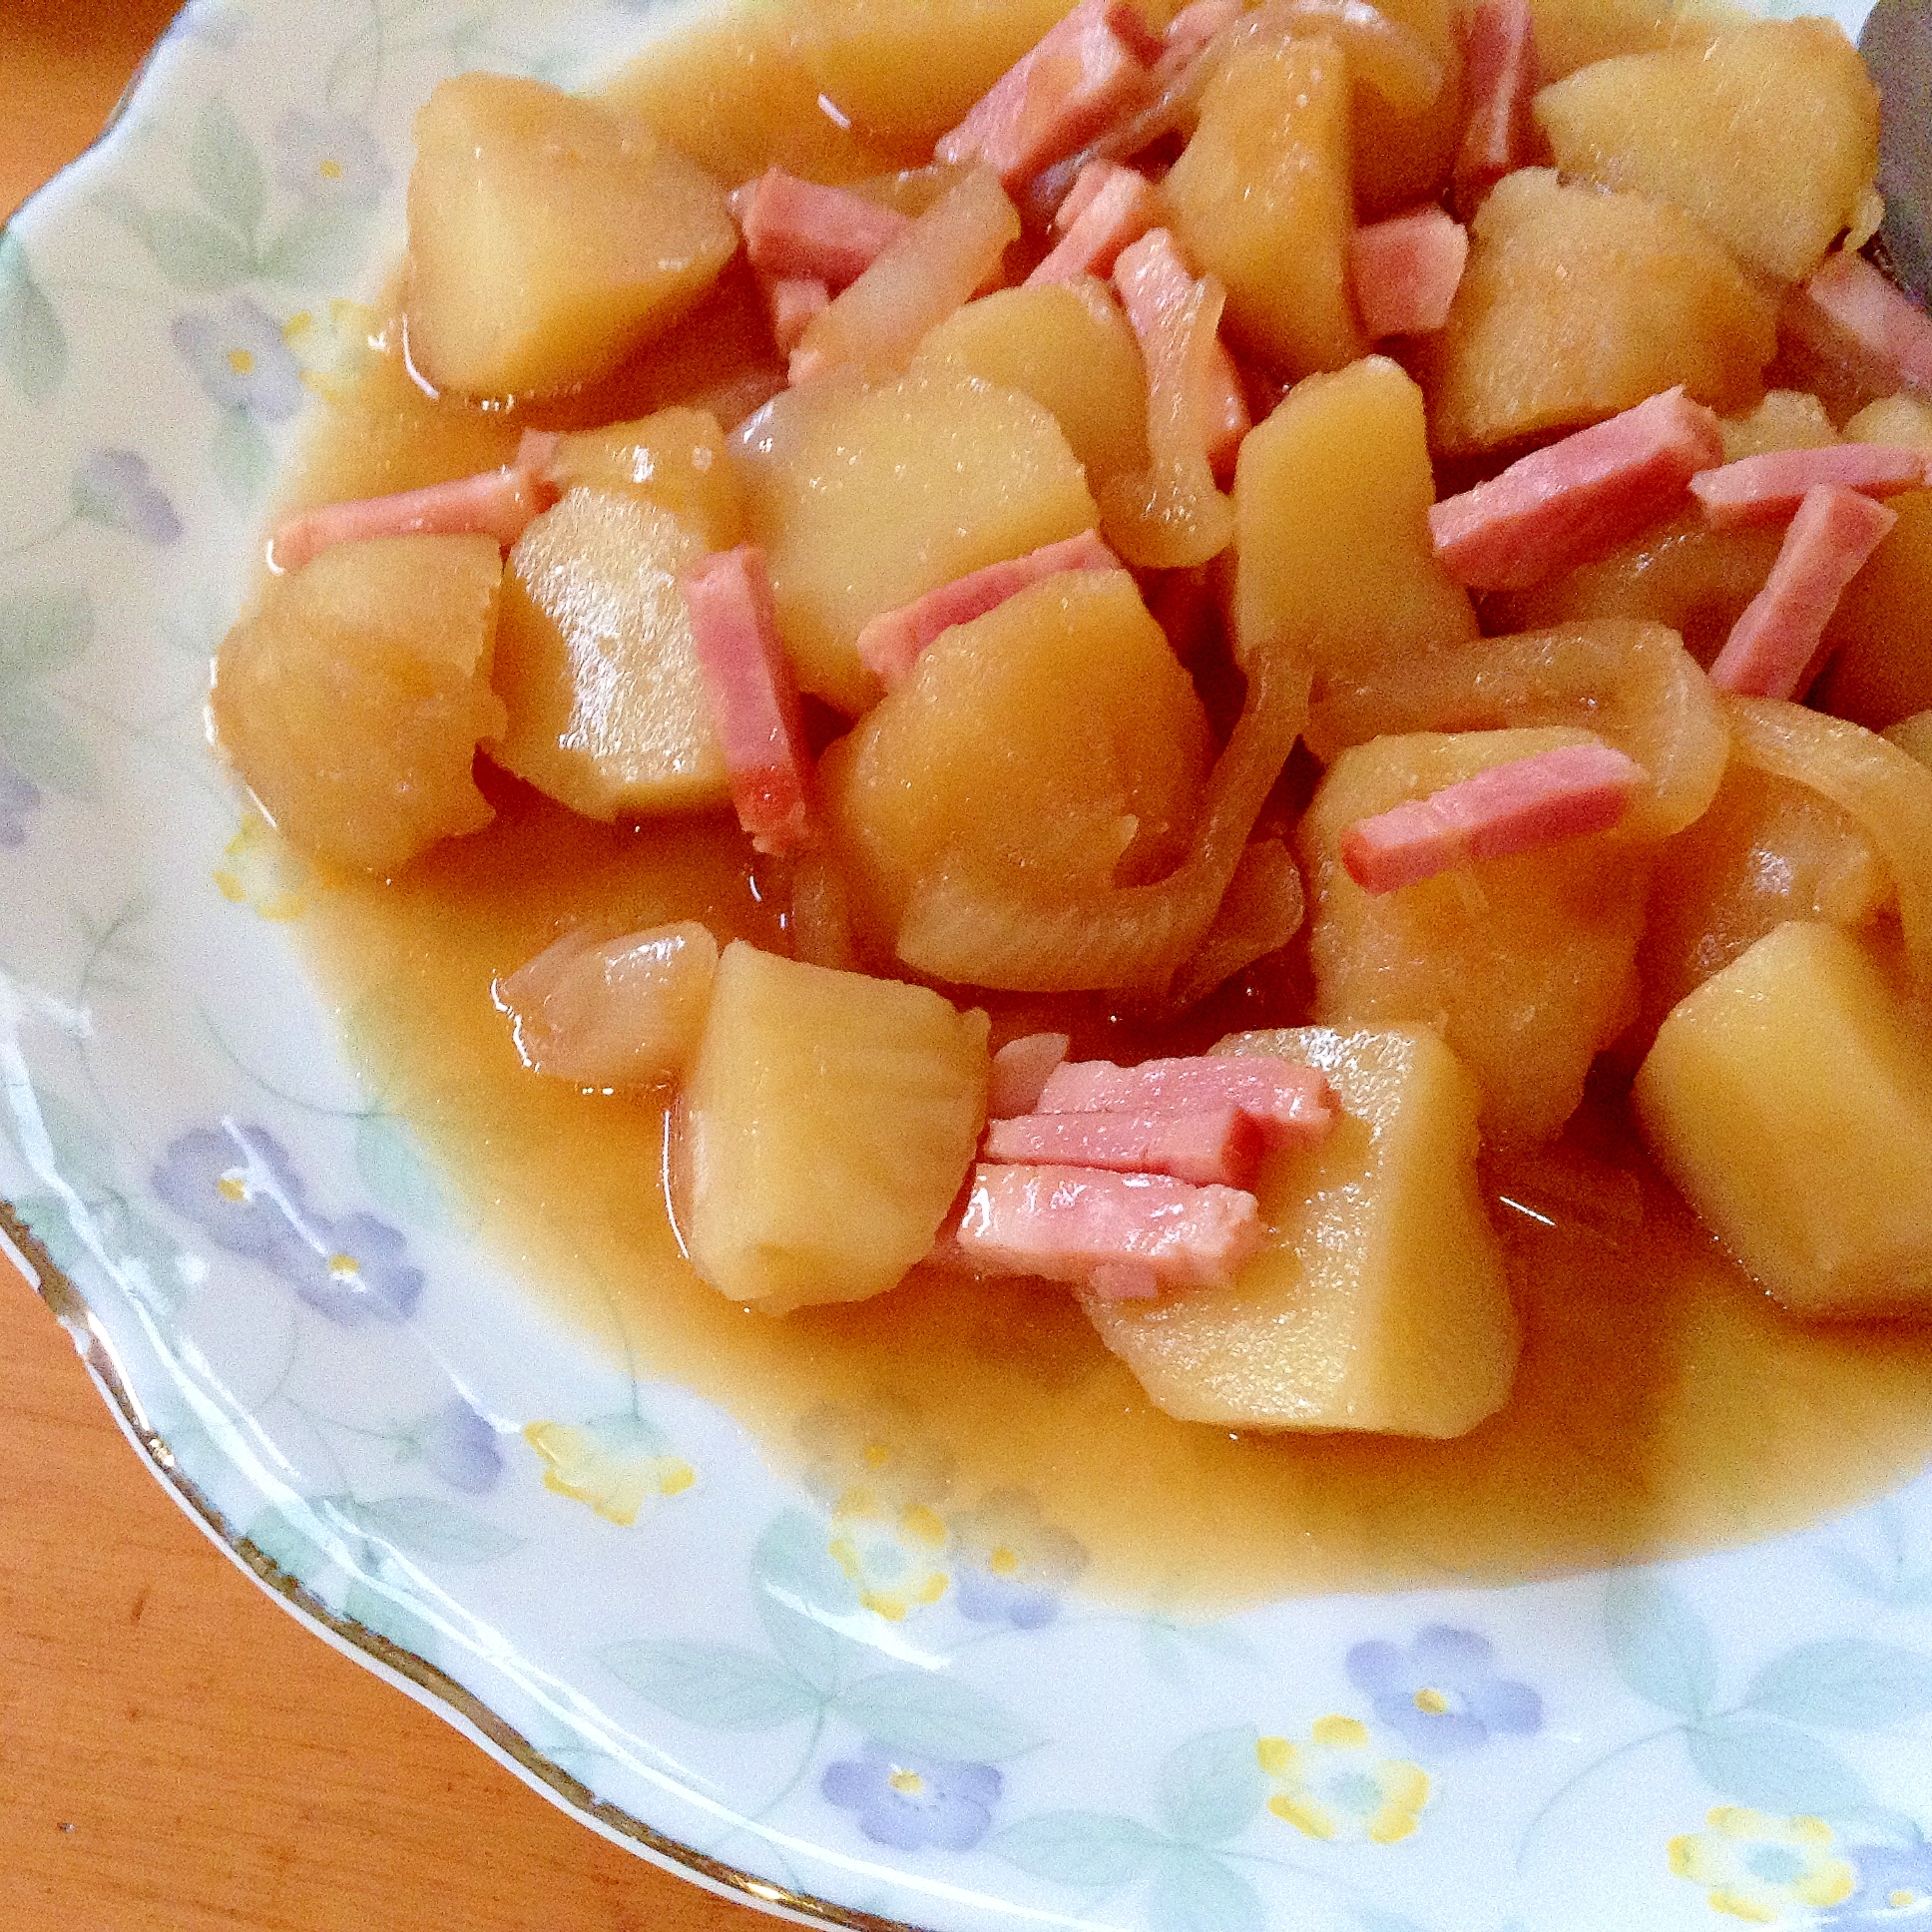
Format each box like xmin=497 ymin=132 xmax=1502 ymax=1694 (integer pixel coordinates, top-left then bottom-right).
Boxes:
xmin=0 ymin=11 xmax=776 ymax=1929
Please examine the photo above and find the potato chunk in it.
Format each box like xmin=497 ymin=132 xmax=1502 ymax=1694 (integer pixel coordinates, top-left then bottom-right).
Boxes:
xmin=489 ymin=489 xmax=726 ymax=821
xmin=1232 ymin=355 xmax=1476 ymax=677
xmin=821 ymin=568 xmax=1211 ymax=978
xmin=910 ymin=281 xmax=1150 ymax=553
xmin=680 ymin=942 xmax=990 ymax=1312
xmin=1635 ymin=922 xmax=1932 ymax=1317
xmin=405 ymin=74 xmax=738 ymax=400
xmin=1081 ymin=1026 xmax=1516 ymax=1436
xmin=212 ymin=533 xmax=505 ymax=876
xmin=550 ymin=407 xmax=743 ymax=551
xmin=730 ymin=367 xmax=1098 ymax=713
xmin=1299 ymin=727 xmax=1652 ymax=1145
xmin=1162 ymin=27 xmax=1362 ymax=377
xmin=1422 ymin=169 xmax=1775 ymax=456
xmin=1352 ymin=0 xmax=1463 ymax=220
xmin=1535 ymin=20 xmax=1879 ymax=285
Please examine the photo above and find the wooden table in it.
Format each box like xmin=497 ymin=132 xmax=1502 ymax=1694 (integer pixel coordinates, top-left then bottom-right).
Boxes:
xmin=0 ymin=10 xmax=773 ymax=1928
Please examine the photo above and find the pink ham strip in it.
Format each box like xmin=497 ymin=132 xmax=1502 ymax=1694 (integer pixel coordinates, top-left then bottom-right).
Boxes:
xmin=1027 ymin=162 xmax=1160 ymax=284
xmin=1348 ymin=206 xmax=1468 ymax=338
xmin=989 ymin=1032 xmax=1073 ymax=1118
xmin=1707 ymin=485 xmax=1899 ymax=702
xmin=1339 ymin=740 xmax=1649 ymax=894
xmin=1781 ymin=249 xmax=1932 ymax=399
xmin=1053 ymin=155 xmax=1126 ymax=233
xmin=1036 ymin=1054 xmax=1335 ymax=1149
xmin=936 ymin=0 xmax=1163 ymax=189
xmin=1428 ymin=386 xmax=1724 ymax=591
xmin=1115 ymin=227 xmax=1250 ymax=479
xmin=759 ymin=274 xmax=830 ymax=354
xmin=1159 ymin=0 xmax=1242 ymax=74
xmin=954 ymin=1162 xmax=1262 ymax=1292
xmin=855 ymin=529 xmax=1122 ymax=686
xmin=1453 ymin=0 xmax=1538 ymax=220
xmin=984 ymin=1105 xmax=1265 ymax=1190
xmin=733 ymin=169 xmax=913 ymax=288
xmin=1690 ymin=443 xmax=1927 ymax=530
xmin=681 ymin=546 xmax=815 ymax=856
xmin=788 ymin=166 xmax=1020 ymax=385
xmin=269 ymin=442 xmax=559 ymax=574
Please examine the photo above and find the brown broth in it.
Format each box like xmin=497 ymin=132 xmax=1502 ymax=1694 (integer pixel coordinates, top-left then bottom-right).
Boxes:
xmin=283 ymin=9 xmax=1932 ymax=1615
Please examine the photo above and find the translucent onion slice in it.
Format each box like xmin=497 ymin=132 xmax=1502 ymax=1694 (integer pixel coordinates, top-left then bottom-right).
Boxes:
xmin=1724 ymin=694 xmax=1932 ymax=990
xmin=1306 ymin=618 xmax=1727 ymax=840
xmin=1162 ymin=837 xmax=1306 ymax=1013
xmin=896 ymin=645 xmax=1309 ymax=993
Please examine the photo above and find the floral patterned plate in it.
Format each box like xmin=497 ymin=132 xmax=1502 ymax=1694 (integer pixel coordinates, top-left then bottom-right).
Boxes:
xmin=7 ymin=2 xmax=1932 ymax=1929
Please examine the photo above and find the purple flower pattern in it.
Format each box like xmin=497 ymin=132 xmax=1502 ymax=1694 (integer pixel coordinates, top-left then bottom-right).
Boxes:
xmin=414 ymin=1396 xmax=504 ymax=1494
xmin=950 ymin=1490 xmax=1086 ymax=1631
xmin=1346 ymin=1625 xmax=1542 ymax=1758
xmin=0 ymin=761 xmax=42 ymax=847
xmin=71 ymin=450 xmax=182 ymax=545
xmin=171 ymin=297 xmax=304 ymax=420
xmin=1826 ymin=1843 xmax=1932 ymax=1927
xmin=273 ymin=112 xmax=391 ymax=210
xmin=821 ymin=1743 xmax=1002 ymax=1852
xmin=152 ymin=1122 xmax=422 ymax=1324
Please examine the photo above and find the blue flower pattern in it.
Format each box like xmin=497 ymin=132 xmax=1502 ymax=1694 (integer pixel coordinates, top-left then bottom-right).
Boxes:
xmin=1347 ymin=1625 xmax=1544 ymax=1756
xmin=171 ymin=297 xmax=305 ymax=420
xmin=272 ymin=113 xmax=391 ymax=211
xmin=0 ymin=761 xmax=42 ymax=847
xmin=822 ymin=1742 xmax=1003 ymax=1852
xmin=1825 ymin=1842 xmax=1932 ymax=1926
xmin=71 ymin=450 xmax=183 ymax=545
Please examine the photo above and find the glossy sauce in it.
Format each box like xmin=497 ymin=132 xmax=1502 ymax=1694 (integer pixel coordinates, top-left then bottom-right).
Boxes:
xmin=283 ymin=10 xmax=1932 ymax=1614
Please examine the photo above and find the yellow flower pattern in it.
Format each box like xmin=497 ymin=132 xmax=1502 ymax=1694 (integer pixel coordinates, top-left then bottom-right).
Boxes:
xmin=1257 ymin=1716 xmax=1430 ymax=1845
xmin=827 ymin=1493 xmax=951 ymax=1622
xmin=214 ymin=812 xmax=311 ymax=921
xmin=1669 ymin=1807 xmax=1855 ymax=1922
xmin=524 ymin=1416 xmax=695 ymax=1528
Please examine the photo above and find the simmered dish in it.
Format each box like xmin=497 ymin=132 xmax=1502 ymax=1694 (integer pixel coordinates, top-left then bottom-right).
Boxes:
xmin=209 ymin=0 xmax=1932 ymax=1599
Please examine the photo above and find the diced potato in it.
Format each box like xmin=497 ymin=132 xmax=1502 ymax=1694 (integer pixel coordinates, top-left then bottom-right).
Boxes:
xmin=607 ymin=9 xmax=901 ymax=184
xmin=1421 ymin=169 xmax=1775 ymax=456
xmin=680 ymin=941 xmax=990 ymax=1312
xmin=1528 ymin=0 xmax=1696 ymax=82
xmin=212 ymin=534 xmax=506 ymax=876
xmin=1306 ymin=619 xmax=1727 ymax=841
xmin=910 ymin=281 xmax=1150 ymax=553
xmin=549 ymin=407 xmax=743 ymax=551
xmin=1351 ymin=0 xmax=1463 ymax=220
xmin=729 ymin=367 xmax=1099 ymax=714
xmin=490 ymin=489 xmax=727 ymax=820
xmin=1298 ymin=726 xmax=1653 ymax=1145
xmin=1163 ymin=27 xmax=1363 ymax=377
xmin=1889 ymin=712 xmax=1932 ymax=770
xmin=405 ymin=74 xmax=738 ymax=400
xmin=1719 ymin=389 xmax=1839 ymax=461
xmin=1535 ymin=20 xmax=1880 ymax=284
xmin=1231 ymin=355 xmax=1476 ymax=677
xmin=499 ymin=921 xmax=720 ymax=1087
xmin=791 ymin=0 xmax=1081 ymax=150
xmin=821 ymin=569 xmax=1211 ymax=974
xmin=1081 ymin=1026 xmax=1517 ymax=1436
xmin=1635 ymin=760 xmax=1890 ymax=1052
xmin=1635 ymin=921 xmax=1932 ymax=1316
xmin=1817 ymin=398 xmax=1932 ymax=729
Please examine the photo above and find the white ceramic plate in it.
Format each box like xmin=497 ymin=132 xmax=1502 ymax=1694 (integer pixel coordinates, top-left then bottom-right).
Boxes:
xmin=10 ymin=3 xmax=1932 ymax=1928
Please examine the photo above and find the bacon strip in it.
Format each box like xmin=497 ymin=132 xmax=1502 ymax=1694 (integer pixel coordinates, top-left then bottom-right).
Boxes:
xmin=270 ymin=442 xmax=559 ymax=574
xmin=789 ymin=166 xmax=1020 ymax=385
xmin=989 ymin=1032 xmax=1072 ymax=1118
xmin=1428 ymin=386 xmax=1724 ymax=591
xmin=760 ymin=274 xmax=831 ymax=355
xmin=1115 ymin=227 xmax=1250 ymax=479
xmin=954 ymin=1161 xmax=1262 ymax=1291
xmin=682 ymin=546 xmax=815 ymax=856
xmin=1453 ymin=0 xmax=1538 ymax=220
xmin=1690 ymin=444 xmax=1927 ymax=530
xmin=1348 ymin=205 xmax=1469 ymax=338
xmin=1027 ymin=162 xmax=1161 ymax=285
xmin=1780 ymin=249 xmax=1932 ymax=399
xmin=1339 ymin=740 xmax=1649 ymax=893
xmin=1036 ymin=1053 xmax=1335 ymax=1148
xmin=732 ymin=169 xmax=913 ymax=288
xmin=936 ymin=0 xmax=1163 ymax=189
xmin=855 ymin=531 xmax=1121 ymax=687
xmin=1707 ymin=485 xmax=1899 ymax=701
xmin=985 ymin=1106 xmax=1265 ymax=1189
